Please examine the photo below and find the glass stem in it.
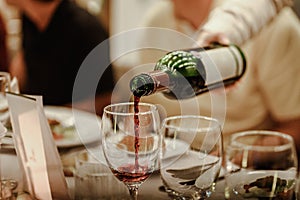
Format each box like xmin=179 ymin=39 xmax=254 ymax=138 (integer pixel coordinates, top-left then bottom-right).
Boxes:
xmin=128 ymin=185 xmax=139 ymax=200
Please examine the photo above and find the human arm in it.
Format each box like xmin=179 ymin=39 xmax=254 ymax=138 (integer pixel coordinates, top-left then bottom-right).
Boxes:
xmin=197 ymin=0 xmax=293 ymax=46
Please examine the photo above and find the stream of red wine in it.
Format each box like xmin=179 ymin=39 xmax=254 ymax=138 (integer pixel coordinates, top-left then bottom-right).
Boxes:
xmin=113 ymin=96 xmax=153 ymax=183
xmin=133 ymin=96 xmax=140 ymax=172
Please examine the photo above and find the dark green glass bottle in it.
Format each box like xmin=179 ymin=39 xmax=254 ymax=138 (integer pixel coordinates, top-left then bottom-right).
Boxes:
xmin=130 ymin=43 xmax=246 ymax=99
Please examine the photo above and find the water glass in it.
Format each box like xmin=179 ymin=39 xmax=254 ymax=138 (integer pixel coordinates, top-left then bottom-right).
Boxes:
xmin=160 ymin=115 xmax=223 ymax=199
xmin=225 ymin=130 xmax=298 ymax=199
xmin=0 ymin=123 xmax=18 ymax=200
xmin=74 ymin=151 xmax=128 ymax=200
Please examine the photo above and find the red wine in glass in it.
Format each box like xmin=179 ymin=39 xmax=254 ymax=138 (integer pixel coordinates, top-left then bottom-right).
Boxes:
xmin=111 ymin=164 xmax=151 ymax=184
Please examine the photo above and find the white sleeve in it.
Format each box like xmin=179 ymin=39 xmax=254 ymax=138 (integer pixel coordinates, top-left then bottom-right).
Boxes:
xmin=201 ymin=0 xmax=293 ymax=45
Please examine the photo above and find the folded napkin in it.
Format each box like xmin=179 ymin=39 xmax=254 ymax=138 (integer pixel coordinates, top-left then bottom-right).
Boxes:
xmin=164 ymin=150 xmax=221 ymax=189
xmin=10 ymin=77 xmax=19 ymax=94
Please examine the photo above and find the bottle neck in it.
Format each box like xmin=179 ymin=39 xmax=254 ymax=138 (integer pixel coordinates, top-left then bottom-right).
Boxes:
xmin=130 ymin=70 xmax=170 ymax=97
xmin=142 ymin=70 xmax=170 ymax=96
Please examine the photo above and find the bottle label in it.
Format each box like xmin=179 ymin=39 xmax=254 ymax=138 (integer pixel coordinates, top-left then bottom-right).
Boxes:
xmin=194 ymin=46 xmax=243 ymax=86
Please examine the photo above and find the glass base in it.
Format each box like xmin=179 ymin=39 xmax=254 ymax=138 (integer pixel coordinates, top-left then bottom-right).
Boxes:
xmin=0 ymin=179 xmax=18 ymax=200
xmin=163 ymin=186 xmax=212 ymax=200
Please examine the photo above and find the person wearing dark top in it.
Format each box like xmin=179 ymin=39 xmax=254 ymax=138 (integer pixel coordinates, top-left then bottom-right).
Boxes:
xmin=6 ymin=0 xmax=114 ymax=115
xmin=0 ymin=13 xmax=8 ymax=71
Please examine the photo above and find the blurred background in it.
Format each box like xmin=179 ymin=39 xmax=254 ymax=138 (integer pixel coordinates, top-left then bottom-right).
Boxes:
xmin=0 ymin=0 xmax=299 ymax=68
xmin=0 ymin=0 xmax=159 ymax=64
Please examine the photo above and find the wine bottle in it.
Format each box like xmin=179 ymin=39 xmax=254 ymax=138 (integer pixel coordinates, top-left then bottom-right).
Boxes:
xmin=130 ymin=43 xmax=246 ymax=99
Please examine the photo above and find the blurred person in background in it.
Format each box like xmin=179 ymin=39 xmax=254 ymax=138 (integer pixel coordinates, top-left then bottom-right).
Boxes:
xmin=114 ymin=0 xmax=300 ymax=156
xmin=0 ymin=13 xmax=8 ymax=71
xmin=5 ymin=0 xmax=114 ymax=115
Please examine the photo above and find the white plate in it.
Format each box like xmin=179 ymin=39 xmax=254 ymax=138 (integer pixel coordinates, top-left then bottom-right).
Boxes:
xmin=44 ymin=106 xmax=101 ymax=148
xmin=163 ymin=138 xmax=190 ymax=160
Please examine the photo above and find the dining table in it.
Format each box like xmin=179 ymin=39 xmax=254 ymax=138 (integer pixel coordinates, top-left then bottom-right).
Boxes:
xmin=4 ymin=141 xmax=300 ymax=200
xmin=1 ymin=104 xmax=298 ymax=200
xmin=3 ymin=139 xmax=300 ymax=200
xmin=1 ymin=139 xmax=228 ymax=200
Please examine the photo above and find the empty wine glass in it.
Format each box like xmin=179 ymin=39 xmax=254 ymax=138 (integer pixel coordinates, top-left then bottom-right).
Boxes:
xmin=225 ymin=130 xmax=298 ymax=200
xmin=160 ymin=115 xmax=223 ymax=199
xmin=0 ymin=72 xmax=11 ymax=127
xmin=101 ymin=102 xmax=161 ymax=200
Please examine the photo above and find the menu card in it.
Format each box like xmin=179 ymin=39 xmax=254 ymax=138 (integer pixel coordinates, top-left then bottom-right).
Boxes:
xmin=6 ymin=93 xmax=70 ymax=200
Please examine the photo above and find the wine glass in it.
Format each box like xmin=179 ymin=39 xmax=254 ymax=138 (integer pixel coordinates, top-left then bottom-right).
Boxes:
xmin=101 ymin=102 xmax=161 ymax=200
xmin=225 ymin=130 xmax=298 ymax=199
xmin=0 ymin=72 xmax=11 ymax=127
xmin=160 ymin=115 xmax=223 ymax=199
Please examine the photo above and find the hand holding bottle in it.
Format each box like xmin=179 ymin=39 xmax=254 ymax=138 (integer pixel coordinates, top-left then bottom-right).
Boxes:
xmin=197 ymin=30 xmax=230 ymax=47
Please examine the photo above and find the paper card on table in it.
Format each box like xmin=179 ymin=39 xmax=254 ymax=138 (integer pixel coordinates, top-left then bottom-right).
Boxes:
xmin=18 ymin=108 xmax=51 ymax=199
xmin=7 ymin=93 xmax=70 ymax=200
